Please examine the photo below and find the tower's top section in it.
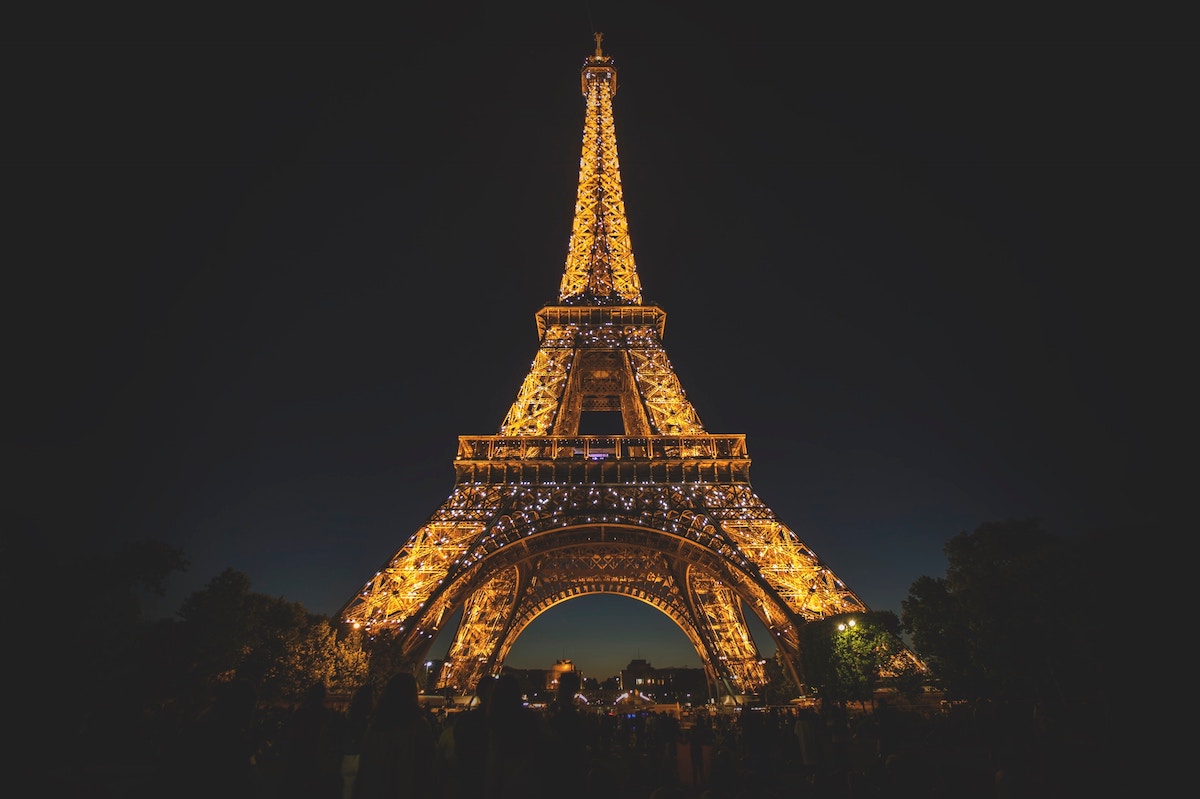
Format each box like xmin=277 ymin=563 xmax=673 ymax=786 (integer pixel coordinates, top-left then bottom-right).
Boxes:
xmin=558 ymin=33 xmax=643 ymax=306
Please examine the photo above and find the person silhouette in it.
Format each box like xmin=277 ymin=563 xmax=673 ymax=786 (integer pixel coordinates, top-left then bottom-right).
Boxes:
xmin=337 ymin=682 xmax=376 ymax=799
xmin=165 ymin=678 xmax=261 ymax=799
xmin=687 ymin=714 xmax=713 ymax=788
xmin=544 ymin=671 xmax=592 ymax=794
xmin=449 ymin=675 xmax=496 ymax=799
xmin=275 ymin=680 xmax=341 ymax=799
xmin=351 ymin=672 xmax=435 ymax=799
xmin=482 ymin=673 xmax=548 ymax=799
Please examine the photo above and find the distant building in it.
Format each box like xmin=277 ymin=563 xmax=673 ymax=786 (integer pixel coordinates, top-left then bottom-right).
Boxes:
xmin=620 ymin=659 xmax=708 ymax=705
xmin=547 ymin=658 xmax=580 ymax=692
xmin=498 ymin=666 xmax=548 ymax=703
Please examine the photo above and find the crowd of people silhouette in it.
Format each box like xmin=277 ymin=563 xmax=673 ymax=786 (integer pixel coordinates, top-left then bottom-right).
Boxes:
xmin=67 ymin=673 xmax=1112 ymax=798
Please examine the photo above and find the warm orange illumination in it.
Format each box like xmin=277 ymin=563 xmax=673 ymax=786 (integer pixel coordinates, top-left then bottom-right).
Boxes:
xmin=335 ymin=38 xmax=916 ymax=703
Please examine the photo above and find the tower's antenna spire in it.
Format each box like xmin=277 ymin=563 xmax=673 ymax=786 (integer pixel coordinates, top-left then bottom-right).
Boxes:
xmin=560 ymin=34 xmax=640 ymax=305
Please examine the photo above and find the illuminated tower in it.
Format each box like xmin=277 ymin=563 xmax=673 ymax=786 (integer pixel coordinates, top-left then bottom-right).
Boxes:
xmin=339 ymin=35 xmax=914 ymax=699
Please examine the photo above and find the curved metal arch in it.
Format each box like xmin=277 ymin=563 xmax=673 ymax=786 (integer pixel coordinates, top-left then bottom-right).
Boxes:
xmin=454 ymin=521 xmax=789 ymax=626
xmin=406 ymin=509 xmax=720 ymax=642
xmin=498 ymin=569 xmax=714 ymax=680
xmin=492 ymin=541 xmax=709 ymax=655
xmin=488 ymin=521 xmax=809 ymax=643
xmin=443 ymin=504 xmax=841 ymax=657
xmin=433 ymin=521 xmax=785 ymax=695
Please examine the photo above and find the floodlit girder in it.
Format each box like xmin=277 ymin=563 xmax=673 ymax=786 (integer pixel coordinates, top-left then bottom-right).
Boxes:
xmin=721 ymin=519 xmax=868 ymax=619
xmin=341 ymin=518 xmax=485 ymax=631
xmin=685 ymin=570 xmax=768 ymax=691
xmin=499 ymin=345 xmax=573 ymax=437
xmin=438 ymin=567 xmax=521 ymax=692
xmin=498 ymin=320 xmax=704 ymax=439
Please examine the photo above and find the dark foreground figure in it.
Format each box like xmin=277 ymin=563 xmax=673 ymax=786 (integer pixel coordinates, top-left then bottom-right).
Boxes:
xmin=51 ymin=691 xmax=1121 ymax=799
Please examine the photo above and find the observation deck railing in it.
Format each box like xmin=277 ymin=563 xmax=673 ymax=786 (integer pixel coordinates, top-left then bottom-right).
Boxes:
xmin=456 ymin=435 xmax=748 ymax=462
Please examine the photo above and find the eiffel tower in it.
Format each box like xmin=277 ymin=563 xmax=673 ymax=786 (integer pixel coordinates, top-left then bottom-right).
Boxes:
xmin=339 ymin=34 xmax=898 ymax=700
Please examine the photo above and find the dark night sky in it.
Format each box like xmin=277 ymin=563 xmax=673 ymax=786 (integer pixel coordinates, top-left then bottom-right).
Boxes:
xmin=7 ymin=6 xmax=1183 ymax=678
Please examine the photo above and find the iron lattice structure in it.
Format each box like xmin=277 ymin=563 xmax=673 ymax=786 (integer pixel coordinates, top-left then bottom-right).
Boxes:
xmin=339 ymin=35 xmax=918 ymax=700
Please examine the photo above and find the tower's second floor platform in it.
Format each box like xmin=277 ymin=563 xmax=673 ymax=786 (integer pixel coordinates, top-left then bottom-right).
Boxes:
xmin=454 ymin=434 xmax=751 ymax=485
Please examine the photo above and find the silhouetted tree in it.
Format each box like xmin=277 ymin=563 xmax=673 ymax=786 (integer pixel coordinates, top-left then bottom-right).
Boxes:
xmin=176 ymin=568 xmax=367 ymax=704
xmin=760 ymin=651 xmax=801 ymax=705
xmin=8 ymin=530 xmax=193 ymax=787
xmin=901 ymin=518 xmax=1119 ymax=721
